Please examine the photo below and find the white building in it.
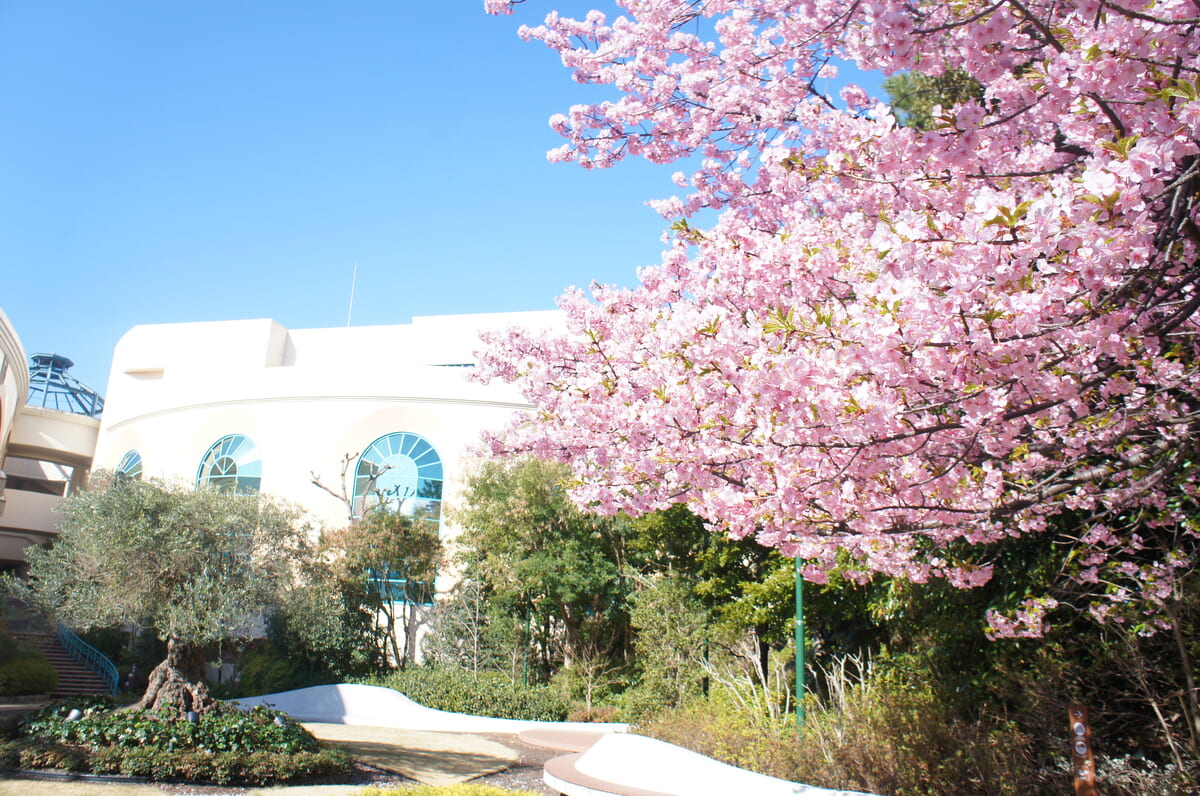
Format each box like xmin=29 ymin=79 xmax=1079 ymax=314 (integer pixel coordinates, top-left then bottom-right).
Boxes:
xmin=2 ymin=310 xmax=562 ymax=599
xmin=0 ymin=309 xmax=103 ymax=573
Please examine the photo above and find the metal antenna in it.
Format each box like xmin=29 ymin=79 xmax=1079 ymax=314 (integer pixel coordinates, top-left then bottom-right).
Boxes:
xmin=346 ymin=261 xmax=358 ymax=326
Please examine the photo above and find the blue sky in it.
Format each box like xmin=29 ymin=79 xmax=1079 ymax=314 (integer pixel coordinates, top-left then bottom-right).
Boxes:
xmin=1 ymin=1 xmax=883 ymax=392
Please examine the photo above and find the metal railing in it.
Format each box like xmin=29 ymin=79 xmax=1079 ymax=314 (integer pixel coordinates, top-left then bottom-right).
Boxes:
xmin=56 ymin=624 xmax=120 ymax=695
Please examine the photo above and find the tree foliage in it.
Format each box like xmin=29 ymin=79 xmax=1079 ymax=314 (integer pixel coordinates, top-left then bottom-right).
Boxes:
xmin=424 ymin=579 xmax=520 ymax=677
xmin=629 ymin=504 xmax=793 ymax=679
xmin=452 ymin=456 xmax=636 ymax=673
xmin=12 ymin=474 xmax=308 ymax=644
xmin=7 ymin=474 xmax=310 ymax=712
xmin=322 ymin=507 xmax=442 ymax=668
xmin=625 ymin=575 xmax=708 ymax=716
xmin=883 ymin=69 xmax=984 ymax=131
xmin=260 ymin=556 xmax=381 ymax=688
xmin=478 ymin=0 xmax=1200 ymax=638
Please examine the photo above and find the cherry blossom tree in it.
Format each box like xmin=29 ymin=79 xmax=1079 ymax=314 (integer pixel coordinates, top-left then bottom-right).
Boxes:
xmin=477 ymin=0 xmax=1200 ymax=636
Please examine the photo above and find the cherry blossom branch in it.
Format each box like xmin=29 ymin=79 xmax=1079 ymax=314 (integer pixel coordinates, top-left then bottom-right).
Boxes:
xmin=1100 ymin=1 xmax=1200 ymax=26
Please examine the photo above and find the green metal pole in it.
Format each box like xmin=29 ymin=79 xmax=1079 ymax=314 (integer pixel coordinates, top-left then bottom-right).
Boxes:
xmin=795 ymin=555 xmax=805 ymax=728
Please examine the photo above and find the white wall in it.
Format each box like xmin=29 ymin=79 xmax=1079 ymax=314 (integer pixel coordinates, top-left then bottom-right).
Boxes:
xmin=0 ymin=307 xmax=29 ymax=462
xmin=94 ymin=312 xmax=564 ymax=544
xmin=8 ymin=406 xmax=100 ymax=467
xmin=2 ymin=491 xmax=61 ymax=536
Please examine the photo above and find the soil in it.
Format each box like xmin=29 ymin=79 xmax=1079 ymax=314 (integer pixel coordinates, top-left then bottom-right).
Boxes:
xmin=149 ymin=753 xmax=557 ymax=794
xmin=470 ymin=732 xmax=560 ymax=794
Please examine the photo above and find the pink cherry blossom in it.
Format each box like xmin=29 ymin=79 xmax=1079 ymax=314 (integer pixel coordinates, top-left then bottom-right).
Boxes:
xmin=479 ymin=0 xmax=1200 ymax=635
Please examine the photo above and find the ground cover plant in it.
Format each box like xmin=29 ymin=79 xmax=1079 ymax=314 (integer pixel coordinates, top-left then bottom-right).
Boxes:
xmin=0 ymin=697 xmax=350 ymax=785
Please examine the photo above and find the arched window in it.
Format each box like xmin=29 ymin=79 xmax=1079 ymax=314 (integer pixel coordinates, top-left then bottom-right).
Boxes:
xmin=196 ymin=434 xmax=261 ymax=493
xmin=115 ymin=450 xmax=143 ymax=480
xmin=353 ymin=432 xmax=442 ymax=520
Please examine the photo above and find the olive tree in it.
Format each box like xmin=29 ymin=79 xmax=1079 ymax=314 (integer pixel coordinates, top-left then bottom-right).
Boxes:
xmin=8 ymin=473 xmax=310 ymax=715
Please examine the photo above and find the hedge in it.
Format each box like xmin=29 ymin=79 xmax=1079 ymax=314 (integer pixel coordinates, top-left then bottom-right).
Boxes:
xmin=0 ymin=631 xmax=58 ymax=696
xmin=360 ymin=666 xmax=570 ymax=721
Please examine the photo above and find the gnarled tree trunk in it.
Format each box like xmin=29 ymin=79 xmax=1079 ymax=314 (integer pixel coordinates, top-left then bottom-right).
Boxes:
xmin=130 ymin=636 xmax=216 ymax=716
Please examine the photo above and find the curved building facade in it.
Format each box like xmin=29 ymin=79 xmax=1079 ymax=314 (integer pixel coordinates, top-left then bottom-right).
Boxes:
xmin=91 ymin=312 xmax=563 ymax=594
xmin=0 ymin=307 xmax=29 ymax=536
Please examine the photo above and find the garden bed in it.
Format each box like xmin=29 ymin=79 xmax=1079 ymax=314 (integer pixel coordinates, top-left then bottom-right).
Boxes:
xmin=0 ymin=696 xmax=351 ymax=787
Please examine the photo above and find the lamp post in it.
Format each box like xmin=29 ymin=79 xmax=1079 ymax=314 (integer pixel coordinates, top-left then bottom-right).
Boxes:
xmin=795 ymin=554 xmax=805 ymax=728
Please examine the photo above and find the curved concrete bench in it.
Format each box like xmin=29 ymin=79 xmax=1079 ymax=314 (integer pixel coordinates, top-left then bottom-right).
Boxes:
xmin=233 ymin=683 xmax=628 ymax=734
xmin=543 ymin=732 xmax=880 ymax=796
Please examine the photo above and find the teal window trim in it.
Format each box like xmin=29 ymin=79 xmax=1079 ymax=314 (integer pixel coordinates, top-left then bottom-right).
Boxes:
xmin=367 ymin=568 xmax=436 ymax=606
xmin=353 ymin=431 xmax=443 ymax=520
xmin=116 ymin=450 xmax=143 ymax=480
xmin=196 ymin=434 xmax=262 ymax=493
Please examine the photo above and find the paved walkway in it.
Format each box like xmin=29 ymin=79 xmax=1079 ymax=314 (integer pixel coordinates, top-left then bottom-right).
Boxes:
xmin=6 ymin=687 xmax=878 ymax=795
xmin=300 ymin=722 xmax=518 ymax=786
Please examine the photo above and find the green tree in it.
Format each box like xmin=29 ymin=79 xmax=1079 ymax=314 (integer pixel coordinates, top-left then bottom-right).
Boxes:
xmin=625 ymin=574 xmax=708 ymax=717
xmin=266 ymin=555 xmax=380 ymax=685
xmin=424 ymin=579 xmax=518 ymax=677
xmin=630 ymin=506 xmax=793 ymax=681
xmin=453 ymin=456 xmax=636 ymax=679
xmin=6 ymin=474 xmax=310 ymax=714
xmin=882 ymin=69 xmax=985 ymax=130
xmin=323 ymin=508 xmax=442 ymax=669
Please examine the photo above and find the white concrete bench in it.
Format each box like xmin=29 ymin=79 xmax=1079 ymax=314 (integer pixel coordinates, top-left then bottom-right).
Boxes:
xmin=542 ymin=732 xmax=880 ymax=796
xmin=233 ymin=683 xmax=628 ymax=734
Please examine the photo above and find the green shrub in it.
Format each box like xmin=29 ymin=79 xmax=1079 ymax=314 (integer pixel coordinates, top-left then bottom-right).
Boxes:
xmin=0 ymin=656 xmax=57 ymax=696
xmin=238 ymin=644 xmax=299 ymax=696
xmin=642 ymin=667 xmax=1050 ymax=796
xmin=360 ymin=666 xmax=570 ymax=721
xmin=0 ymin=738 xmax=22 ymax=767
xmin=88 ymin=744 xmax=124 ymax=774
xmin=621 ymin=574 xmax=708 ymax=721
xmin=116 ymin=746 xmax=167 ymax=779
xmin=0 ymin=631 xmax=58 ymax=696
xmin=0 ymin=633 xmax=17 ymax=663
